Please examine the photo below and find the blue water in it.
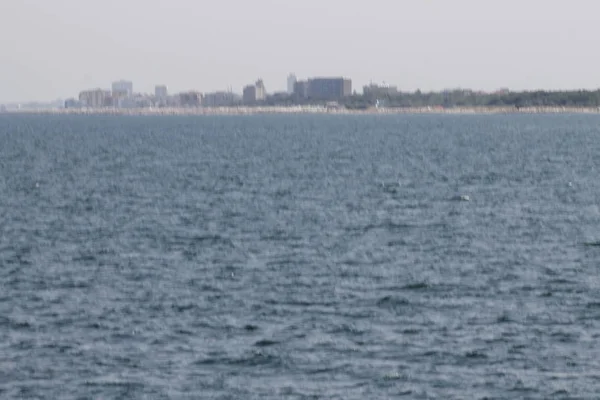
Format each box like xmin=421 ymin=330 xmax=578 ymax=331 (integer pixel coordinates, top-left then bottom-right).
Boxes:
xmin=2 ymin=113 xmax=600 ymax=399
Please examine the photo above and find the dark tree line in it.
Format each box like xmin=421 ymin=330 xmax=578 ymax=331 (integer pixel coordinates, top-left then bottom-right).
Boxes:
xmin=250 ymin=89 xmax=600 ymax=109
xmin=342 ymin=89 xmax=600 ymax=109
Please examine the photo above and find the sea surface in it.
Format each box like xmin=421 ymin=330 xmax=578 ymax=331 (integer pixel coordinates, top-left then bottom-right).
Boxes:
xmin=2 ymin=113 xmax=600 ymax=399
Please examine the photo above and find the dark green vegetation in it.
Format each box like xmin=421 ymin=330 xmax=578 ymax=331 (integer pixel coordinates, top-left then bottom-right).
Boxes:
xmin=346 ymin=89 xmax=600 ymax=109
xmin=263 ymin=89 xmax=600 ymax=109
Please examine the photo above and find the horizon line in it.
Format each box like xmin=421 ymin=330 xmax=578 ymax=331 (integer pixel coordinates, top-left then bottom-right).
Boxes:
xmin=5 ymin=85 xmax=600 ymax=106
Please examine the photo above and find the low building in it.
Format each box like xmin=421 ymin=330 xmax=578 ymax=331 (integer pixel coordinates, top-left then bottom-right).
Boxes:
xmin=266 ymin=91 xmax=293 ymax=104
xmin=111 ymin=90 xmax=129 ymax=108
xmin=179 ymin=91 xmax=202 ymax=107
xmin=166 ymin=95 xmax=181 ymax=107
xmin=203 ymin=91 xmax=240 ymax=107
xmin=116 ymin=94 xmax=152 ymax=109
xmin=79 ymin=89 xmax=111 ymax=108
xmin=363 ymin=83 xmax=398 ymax=97
xmin=64 ymin=98 xmax=83 ymax=108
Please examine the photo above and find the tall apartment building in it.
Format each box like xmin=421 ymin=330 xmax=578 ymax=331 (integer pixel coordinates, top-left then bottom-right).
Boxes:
xmin=255 ymin=79 xmax=266 ymax=101
xmin=287 ymin=74 xmax=297 ymax=94
xmin=243 ymin=79 xmax=267 ymax=104
xmin=307 ymin=77 xmax=352 ymax=100
xmin=243 ymin=85 xmax=257 ymax=104
xmin=112 ymin=80 xmax=133 ymax=97
xmin=294 ymin=81 xmax=309 ymax=99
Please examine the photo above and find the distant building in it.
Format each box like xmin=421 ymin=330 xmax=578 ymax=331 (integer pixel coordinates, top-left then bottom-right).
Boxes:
xmin=243 ymin=79 xmax=267 ymax=104
xmin=179 ymin=91 xmax=202 ymax=107
xmin=203 ymin=91 xmax=240 ymax=107
xmin=307 ymin=77 xmax=351 ymax=100
xmin=294 ymin=80 xmax=308 ymax=99
xmin=110 ymin=80 xmax=132 ymax=108
xmin=79 ymin=89 xmax=111 ymax=108
xmin=116 ymin=94 xmax=152 ymax=109
xmin=155 ymin=85 xmax=168 ymax=102
xmin=287 ymin=74 xmax=297 ymax=94
xmin=165 ymin=95 xmax=181 ymax=107
xmin=111 ymin=92 xmax=128 ymax=107
xmin=112 ymin=80 xmax=133 ymax=97
xmin=266 ymin=92 xmax=293 ymax=105
xmin=363 ymin=83 xmax=398 ymax=97
xmin=243 ymin=85 xmax=257 ymax=104
xmin=64 ymin=98 xmax=83 ymax=108
xmin=255 ymin=79 xmax=266 ymax=101
xmin=115 ymin=97 xmax=133 ymax=109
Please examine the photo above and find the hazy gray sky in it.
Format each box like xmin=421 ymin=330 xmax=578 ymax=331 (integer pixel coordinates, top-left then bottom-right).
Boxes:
xmin=1 ymin=0 xmax=599 ymax=102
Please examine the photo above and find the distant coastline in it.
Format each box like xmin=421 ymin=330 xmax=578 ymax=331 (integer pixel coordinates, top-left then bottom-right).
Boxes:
xmin=3 ymin=105 xmax=600 ymax=116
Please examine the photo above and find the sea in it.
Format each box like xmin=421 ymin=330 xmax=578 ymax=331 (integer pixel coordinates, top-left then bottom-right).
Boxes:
xmin=2 ymin=113 xmax=600 ymax=399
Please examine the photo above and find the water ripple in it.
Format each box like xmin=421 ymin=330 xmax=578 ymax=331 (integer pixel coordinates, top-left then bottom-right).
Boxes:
xmin=2 ymin=114 xmax=600 ymax=398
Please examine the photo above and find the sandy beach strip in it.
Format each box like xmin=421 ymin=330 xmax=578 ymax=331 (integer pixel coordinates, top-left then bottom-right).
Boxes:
xmin=3 ymin=105 xmax=600 ymax=116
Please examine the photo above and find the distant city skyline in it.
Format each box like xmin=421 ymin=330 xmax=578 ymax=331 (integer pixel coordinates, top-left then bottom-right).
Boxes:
xmin=2 ymin=0 xmax=600 ymax=103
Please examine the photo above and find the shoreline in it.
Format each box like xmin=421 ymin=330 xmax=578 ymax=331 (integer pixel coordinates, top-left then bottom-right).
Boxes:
xmin=2 ymin=105 xmax=600 ymax=116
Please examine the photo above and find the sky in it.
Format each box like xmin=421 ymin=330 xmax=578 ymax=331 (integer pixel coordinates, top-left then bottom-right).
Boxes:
xmin=0 ymin=0 xmax=599 ymax=102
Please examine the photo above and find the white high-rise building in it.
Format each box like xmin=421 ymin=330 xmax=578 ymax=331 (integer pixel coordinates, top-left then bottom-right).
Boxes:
xmin=112 ymin=80 xmax=133 ymax=96
xmin=287 ymin=74 xmax=297 ymax=94
xmin=243 ymin=79 xmax=267 ymax=104
xmin=255 ymin=79 xmax=266 ymax=101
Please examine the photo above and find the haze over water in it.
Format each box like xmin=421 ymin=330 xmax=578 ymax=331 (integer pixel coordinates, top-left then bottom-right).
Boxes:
xmin=2 ymin=114 xmax=600 ymax=398
xmin=3 ymin=0 xmax=600 ymax=102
